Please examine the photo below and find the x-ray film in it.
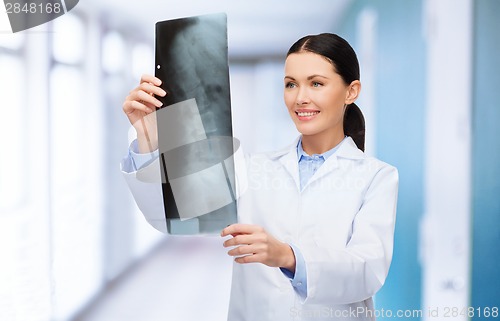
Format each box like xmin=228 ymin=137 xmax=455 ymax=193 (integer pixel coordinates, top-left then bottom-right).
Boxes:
xmin=154 ymin=13 xmax=238 ymax=234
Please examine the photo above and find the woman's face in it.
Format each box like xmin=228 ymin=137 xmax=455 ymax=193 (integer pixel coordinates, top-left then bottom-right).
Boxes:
xmin=284 ymin=51 xmax=358 ymax=143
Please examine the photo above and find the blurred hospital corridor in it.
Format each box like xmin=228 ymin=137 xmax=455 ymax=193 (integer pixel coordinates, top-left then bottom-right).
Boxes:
xmin=74 ymin=237 xmax=232 ymax=321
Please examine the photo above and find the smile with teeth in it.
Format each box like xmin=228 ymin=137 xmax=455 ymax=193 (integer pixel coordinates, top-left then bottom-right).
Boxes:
xmin=297 ymin=111 xmax=320 ymax=117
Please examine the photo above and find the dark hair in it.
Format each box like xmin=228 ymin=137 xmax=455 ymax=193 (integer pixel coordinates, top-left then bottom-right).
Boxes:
xmin=287 ymin=33 xmax=365 ymax=152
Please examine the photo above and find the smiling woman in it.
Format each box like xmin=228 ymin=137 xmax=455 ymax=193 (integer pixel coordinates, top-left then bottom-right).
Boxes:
xmin=121 ymin=33 xmax=398 ymax=321
xmin=285 ymin=34 xmax=365 ymax=154
xmin=284 ymin=52 xmax=358 ymax=154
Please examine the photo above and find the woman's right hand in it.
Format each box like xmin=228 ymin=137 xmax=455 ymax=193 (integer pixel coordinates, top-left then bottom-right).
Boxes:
xmin=123 ymin=74 xmax=167 ymax=153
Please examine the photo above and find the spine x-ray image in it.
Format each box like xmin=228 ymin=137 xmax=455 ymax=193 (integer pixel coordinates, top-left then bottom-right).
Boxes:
xmin=154 ymin=13 xmax=238 ymax=234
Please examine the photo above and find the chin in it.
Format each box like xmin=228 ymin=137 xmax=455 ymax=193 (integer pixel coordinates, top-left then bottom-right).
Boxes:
xmin=295 ymin=125 xmax=321 ymax=137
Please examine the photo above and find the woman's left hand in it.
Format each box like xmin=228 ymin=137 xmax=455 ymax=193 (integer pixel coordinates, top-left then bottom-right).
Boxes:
xmin=221 ymin=224 xmax=296 ymax=272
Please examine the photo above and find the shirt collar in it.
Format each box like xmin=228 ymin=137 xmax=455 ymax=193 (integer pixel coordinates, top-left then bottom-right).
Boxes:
xmin=296 ymin=136 xmax=347 ymax=162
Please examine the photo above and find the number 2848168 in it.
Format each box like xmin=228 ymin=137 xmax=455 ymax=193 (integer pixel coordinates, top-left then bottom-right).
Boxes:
xmin=5 ymin=3 xmax=62 ymax=14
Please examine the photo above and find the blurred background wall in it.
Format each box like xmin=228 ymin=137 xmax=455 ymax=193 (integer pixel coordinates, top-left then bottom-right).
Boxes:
xmin=0 ymin=0 xmax=498 ymax=320
xmin=471 ymin=0 xmax=500 ymax=314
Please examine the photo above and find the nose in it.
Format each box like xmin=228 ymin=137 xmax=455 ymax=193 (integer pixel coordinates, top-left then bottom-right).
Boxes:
xmin=296 ymin=87 xmax=310 ymax=106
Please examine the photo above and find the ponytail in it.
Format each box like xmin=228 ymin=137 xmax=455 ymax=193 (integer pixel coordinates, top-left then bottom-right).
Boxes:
xmin=343 ymin=103 xmax=365 ymax=152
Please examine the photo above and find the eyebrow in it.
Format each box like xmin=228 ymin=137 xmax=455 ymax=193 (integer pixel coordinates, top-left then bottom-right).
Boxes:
xmin=284 ymin=74 xmax=329 ymax=80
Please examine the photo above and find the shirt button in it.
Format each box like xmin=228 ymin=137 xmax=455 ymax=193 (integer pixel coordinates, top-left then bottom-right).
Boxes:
xmin=297 ymin=282 xmax=302 ymax=286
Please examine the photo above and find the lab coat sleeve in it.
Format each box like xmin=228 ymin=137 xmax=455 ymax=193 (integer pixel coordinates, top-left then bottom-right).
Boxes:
xmin=280 ymin=243 xmax=308 ymax=299
xmin=300 ymin=164 xmax=399 ymax=305
xmin=129 ymin=147 xmax=159 ymax=171
xmin=121 ymin=139 xmax=248 ymax=234
xmin=120 ymin=148 xmax=168 ymax=234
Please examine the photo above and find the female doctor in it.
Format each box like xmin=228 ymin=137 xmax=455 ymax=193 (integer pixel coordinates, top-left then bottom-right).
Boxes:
xmin=121 ymin=33 xmax=398 ymax=320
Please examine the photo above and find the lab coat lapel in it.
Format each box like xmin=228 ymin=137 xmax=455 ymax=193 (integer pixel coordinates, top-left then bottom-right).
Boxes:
xmin=274 ymin=137 xmax=301 ymax=191
xmin=304 ymin=154 xmax=340 ymax=190
xmin=304 ymin=137 xmax=365 ymax=189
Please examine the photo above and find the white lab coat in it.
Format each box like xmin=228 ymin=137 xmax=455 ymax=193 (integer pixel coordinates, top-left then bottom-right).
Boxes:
xmin=121 ymin=136 xmax=399 ymax=321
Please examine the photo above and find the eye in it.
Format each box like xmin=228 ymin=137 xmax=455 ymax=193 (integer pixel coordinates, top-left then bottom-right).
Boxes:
xmin=285 ymin=82 xmax=297 ymax=89
xmin=312 ymin=81 xmax=323 ymax=87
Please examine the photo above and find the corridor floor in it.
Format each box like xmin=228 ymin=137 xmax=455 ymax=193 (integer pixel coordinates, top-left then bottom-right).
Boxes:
xmin=74 ymin=236 xmax=233 ymax=321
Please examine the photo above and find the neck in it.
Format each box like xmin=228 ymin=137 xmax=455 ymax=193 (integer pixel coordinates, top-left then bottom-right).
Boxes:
xmin=301 ymin=130 xmax=345 ymax=155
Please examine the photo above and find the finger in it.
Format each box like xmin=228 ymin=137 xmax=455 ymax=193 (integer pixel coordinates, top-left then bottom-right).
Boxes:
xmin=223 ymin=234 xmax=255 ymax=248
xmin=136 ymin=90 xmax=163 ymax=108
xmin=227 ymin=244 xmax=260 ymax=257
xmin=234 ymin=253 xmax=263 ymax=264
xmin=221 ymin=224 xmax=264 ymax=237
xmin=127 ymin=88 xmax=162 ymax=108
xmin=140 ymin=74 xmax=162 ymax=86
xmin=139 ymin=82 xmax=167 ymax=97
xmin=123 ymin=99 xmax=152 ymax=114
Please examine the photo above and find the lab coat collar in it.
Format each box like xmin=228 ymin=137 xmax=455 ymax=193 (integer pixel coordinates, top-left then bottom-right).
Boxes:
xmin=334 ymin=136 xmax=366 ymax=160
xmin=270 ymin=136 xmax=365 ymax=191
xmin=269 ymin=136 xmax=365 ymax=160
xmin=305 ymin=137 xmax=365 ymax=189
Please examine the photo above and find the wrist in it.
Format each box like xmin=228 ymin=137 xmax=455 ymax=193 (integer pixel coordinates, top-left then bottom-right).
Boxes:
xmin=280 ymin=243 xmax=296 ymax=272
xmin=137 ymin=133 xmax=158 ymax=153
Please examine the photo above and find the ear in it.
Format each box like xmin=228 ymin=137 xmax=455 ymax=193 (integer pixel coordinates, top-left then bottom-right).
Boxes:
xmin=345 ymin=80 xmax=361 ymax=105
